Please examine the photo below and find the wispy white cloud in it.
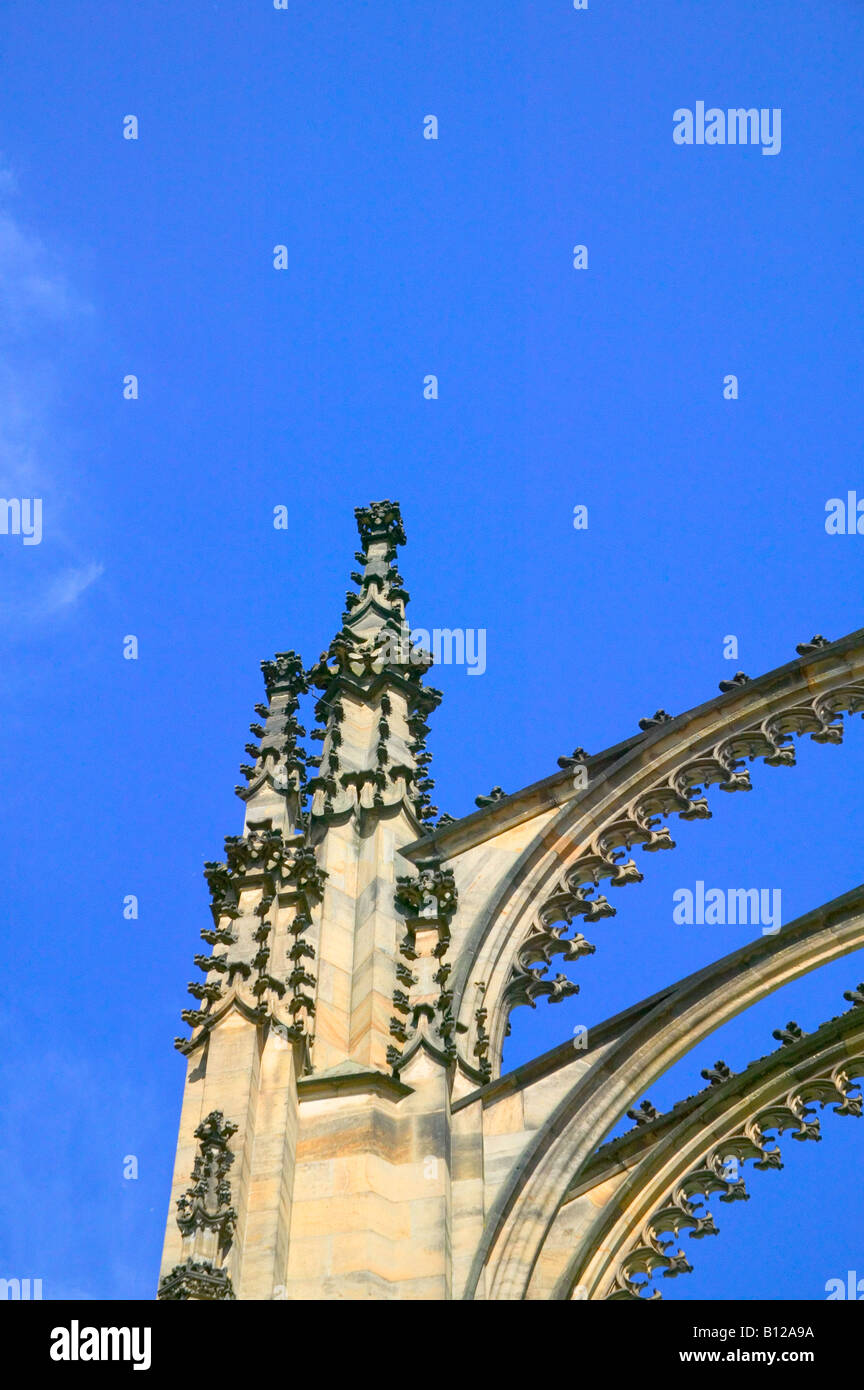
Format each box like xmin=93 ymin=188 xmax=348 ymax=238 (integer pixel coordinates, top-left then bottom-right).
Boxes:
xmin=0 ymin=561 xmax=106 ymax=632
xmin=0 ymin=211 xmax=88 ymax=329
xmin=0 ymin=154 xmax=103 ymax=633
xmin=37 ymin=561 xmax=106 ymax=615
xmin=0 ymin=157 xmax=90 ymax=339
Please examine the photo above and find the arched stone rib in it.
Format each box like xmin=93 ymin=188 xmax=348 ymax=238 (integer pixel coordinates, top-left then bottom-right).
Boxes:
xmin=423 ymin=635 xmax=864 ymax=1080
xmin=460 ymin=881 xmax=864 ymax=1300
xmin=554 ymin=1010 xmax=864 ymax=1300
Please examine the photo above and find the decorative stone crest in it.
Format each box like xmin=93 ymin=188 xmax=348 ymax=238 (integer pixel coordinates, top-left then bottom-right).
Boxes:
xmin=157 ymin=1259 xmax=235 ymax=1301
xmin=157 ymin=1111 xmax=238 ymax=1301
xmin=388 ymin=859 xmax=463 ymax=1073
xmin=605 ymin=993 xmax=864 ymax=1300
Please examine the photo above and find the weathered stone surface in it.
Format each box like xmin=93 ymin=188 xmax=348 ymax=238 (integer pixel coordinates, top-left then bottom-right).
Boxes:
xmin=159 ymin=502 xmax=864 ymax=1299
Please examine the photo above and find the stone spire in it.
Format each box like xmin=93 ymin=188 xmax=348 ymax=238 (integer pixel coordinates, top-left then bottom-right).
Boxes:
xmin=234 ymin=649 xmax=311 ymax=837
xmin=161 ymin=499 xmax=455 ymax=1300
xmin=306 ymin=499 xmax=440 ymax=827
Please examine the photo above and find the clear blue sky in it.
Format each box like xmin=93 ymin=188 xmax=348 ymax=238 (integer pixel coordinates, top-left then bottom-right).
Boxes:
xmin=0 ymin=0 xmax=862 ymax=1301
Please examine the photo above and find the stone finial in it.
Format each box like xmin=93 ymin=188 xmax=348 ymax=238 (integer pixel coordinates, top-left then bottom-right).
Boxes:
xmin=638 ymin=710 xmax=673 ymax=731
xmin=475 ymin=786 xmax=507 ymax=808
xmin=175 ymin=1111 xmax=238 ymax=1249
xmin=557 ymin=747 xmax=589 ymax=768
xmin=796 ymin=635 xmax=832 ymax=655
xmin=626 ymin=1100 xmax=660 ymax=1126
xmin=260 ymin=650 xmax=308 ymax=700
xmin=354 ymin=498 xmax=406 ymax=552
xmin=701 ymin=1061 xmax=733 ymax=1086
xmin=772 ymin=1021 xmax=805 ymax=1046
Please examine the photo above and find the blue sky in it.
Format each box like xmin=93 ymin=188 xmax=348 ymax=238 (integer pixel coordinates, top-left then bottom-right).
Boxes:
xmin=0 ymin=0 xmax=862 ymax=1301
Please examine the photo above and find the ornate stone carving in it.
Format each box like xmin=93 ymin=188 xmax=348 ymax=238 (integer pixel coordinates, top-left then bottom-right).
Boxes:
xmin=482 ymin=679 xmax=864 ymax=1083
xmin=354 ymin=498 xmax=406 ymax=551
xmin=638 ymin=710 xmax=674 ymax=730
xmin=604 ymin=1001 xmax=864 ymax=1300
xmin=557 ymin=747 xmax=590 ymax=769
xmin=175 ymin=832 xmax=326 ymax=1054
xmin=475 ymin=786 xmax=507 ymax=808
xmin=304 ymin=502 xmax=442 ymax=826
xmin=175 ymin=1111 xmax=238 ymax=1247
xmin=157 ymin=1259 xmax=235 ymax=1301
xmin=473 ymin=986 xmax=492 ymax=1082
xmin=626 ymin=1100 xmax=660 ymax=1126
xmin=718 ymin=671 xmax=751 ymax=692
xmin=796 ymin=635 xmax=832 ymax=655
xmin=158 ymin=1112 xmax=238 ymax=1300
xmin=607 ymin=1076 xmax=850 ymax=1300
xmin=388 ymin=859 xmax=463 ymax=1073
xmin=701 ymin=1060 xmax=733 ymax=1086
xmin=502 ymin=926 xmax=592 ymax=1021
xmin=772 ymin=1021 xmax=805 ymax=1046
xmin=260 ymin=650 xmax=308 ymax=700
xmin=237 ymin=651 xmax=313 ymax=806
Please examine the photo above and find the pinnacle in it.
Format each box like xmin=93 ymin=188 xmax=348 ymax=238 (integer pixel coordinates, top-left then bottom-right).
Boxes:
xmin=307 ymin=499 xmax=437 ymax=697
xmin=303 ymin=501 xmax=440 ymax=825
xmin=234 ymin=648 xmax=313 ymax=828
xmin=309 ymin=500 xmax=415 ymax=683
xmin=354 ymin=498 xmax=406 ymax=553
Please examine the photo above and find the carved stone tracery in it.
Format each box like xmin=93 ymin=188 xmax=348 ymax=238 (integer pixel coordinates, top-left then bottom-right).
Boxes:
xmin=388 ymin=859 xmax=464 ymax=1073
xmin=603 ymin=1031 xmax=864 ymax=1301
xmin=158 ymin=1110 xmax=238 ymax=1301
xmin=458 ymin=678 xmax=864 ymax=1079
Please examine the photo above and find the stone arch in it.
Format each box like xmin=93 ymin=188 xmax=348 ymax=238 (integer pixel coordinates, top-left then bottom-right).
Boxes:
xmin=560 ymin=1018 xmax=864 ymax=1300
xmin=462 ymin=883 xmax=864 ymax=1299
xmin=445 ymin=640 xmax=864 ymax=1081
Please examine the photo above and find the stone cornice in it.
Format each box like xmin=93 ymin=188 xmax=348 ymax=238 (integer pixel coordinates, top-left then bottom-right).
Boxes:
xmin=297 ymin=1066 xmax=414 ymax=1102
